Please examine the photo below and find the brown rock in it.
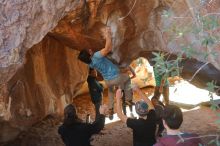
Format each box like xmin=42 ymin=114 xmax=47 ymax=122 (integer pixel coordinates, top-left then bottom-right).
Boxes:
xmin=0 ymin=36 xmax=87 ymax=143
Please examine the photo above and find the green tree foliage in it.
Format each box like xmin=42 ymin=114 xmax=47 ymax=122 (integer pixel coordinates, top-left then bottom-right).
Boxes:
xmin=151 ymin=1 xmax=220 ymax=145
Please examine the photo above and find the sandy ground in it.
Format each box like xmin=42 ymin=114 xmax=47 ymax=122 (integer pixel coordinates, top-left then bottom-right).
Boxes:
xmin=6 ymin=88 xmax=220 ymax=146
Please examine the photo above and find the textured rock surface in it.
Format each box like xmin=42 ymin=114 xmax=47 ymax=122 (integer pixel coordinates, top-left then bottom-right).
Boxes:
xmin=0 ymin=0 xmax=81 ymax=84
xmin=0 ymin=0 xmax=220 ymax=143
xmin=0 ymin=36 xmax=88 ymax=144
xmin=48 ymin=0 xmax=220 ymax=88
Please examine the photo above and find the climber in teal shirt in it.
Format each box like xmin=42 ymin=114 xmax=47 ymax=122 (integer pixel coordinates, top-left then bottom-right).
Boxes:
xmin=90 ymin=51 xmax=119 ymax=81
xmin=78 ymin=27 xmax=133 ymax=120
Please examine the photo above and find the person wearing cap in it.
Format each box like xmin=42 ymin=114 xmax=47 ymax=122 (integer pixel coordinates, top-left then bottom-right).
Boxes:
xmin=58 ymin=104 xmax=108 ymax=146
xmin=78 ymin=27 xmax=134 ymax=120
xmin=115 ymin=85 xmax=157 ymax=146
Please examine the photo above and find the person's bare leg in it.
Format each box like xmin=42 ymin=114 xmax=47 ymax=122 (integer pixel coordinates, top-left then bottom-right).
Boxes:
xmin=163 ymin=86 xmax=169 ymax=106
xmin=151 ymin=86 xmax=161 ymax=107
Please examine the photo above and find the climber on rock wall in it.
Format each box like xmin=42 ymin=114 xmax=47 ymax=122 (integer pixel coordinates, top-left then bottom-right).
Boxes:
xmin=78 ymin=27 xmax=134 ymax=120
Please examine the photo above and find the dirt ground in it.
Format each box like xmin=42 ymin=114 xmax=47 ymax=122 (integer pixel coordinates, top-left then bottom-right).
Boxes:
xmin=7 ymin=87 xmax=220 ymax=146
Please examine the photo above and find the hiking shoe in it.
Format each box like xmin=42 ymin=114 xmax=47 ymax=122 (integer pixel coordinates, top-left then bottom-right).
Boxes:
xmin=109 ymin=109 xmax=114 ymax=120
xmin=125 ymin=100 xmax=135 ymax=106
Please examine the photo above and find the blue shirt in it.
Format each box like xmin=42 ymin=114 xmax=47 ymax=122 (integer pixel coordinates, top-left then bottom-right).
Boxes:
xmin=89 ymin=51 xmax=119 ymax=80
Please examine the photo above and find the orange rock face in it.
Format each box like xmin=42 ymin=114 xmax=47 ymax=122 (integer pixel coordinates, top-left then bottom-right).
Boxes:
xmin=0 ymin=36 xmax=88 ymax=143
